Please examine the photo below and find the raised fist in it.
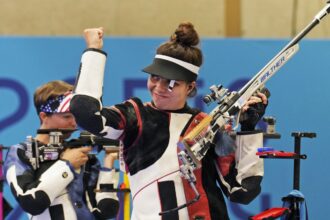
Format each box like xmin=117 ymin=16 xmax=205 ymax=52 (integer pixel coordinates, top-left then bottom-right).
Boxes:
xmin=83 ymin=27 xmax=104 ymax=49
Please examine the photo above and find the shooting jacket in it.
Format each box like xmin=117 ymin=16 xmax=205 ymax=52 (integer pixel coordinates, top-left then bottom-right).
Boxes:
xmin=70 ymin=49 xmax=264 ymax=220
xmin=4 ymin=143 xmax=119 ymax=220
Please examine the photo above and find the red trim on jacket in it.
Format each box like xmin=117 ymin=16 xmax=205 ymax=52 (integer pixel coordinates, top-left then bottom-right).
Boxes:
xmin=127 ymin=99 xmax=143 ymax=147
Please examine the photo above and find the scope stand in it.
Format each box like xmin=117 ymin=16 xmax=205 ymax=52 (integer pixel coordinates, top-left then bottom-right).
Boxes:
xmin=281 ymin=132 xmax=316 ymax=220
xmin=250 ymin=131 xmax=316 ymax=220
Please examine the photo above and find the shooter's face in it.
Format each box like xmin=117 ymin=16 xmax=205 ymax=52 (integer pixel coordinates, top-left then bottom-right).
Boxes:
xmin=147 ymin=74 xmax=192 ymax=111
xmin=42 ymin=112 xmax=77 ymax=139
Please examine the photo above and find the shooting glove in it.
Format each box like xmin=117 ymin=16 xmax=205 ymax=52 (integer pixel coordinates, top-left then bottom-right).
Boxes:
xmin=240 ymin=101 xmax=267 ymax=131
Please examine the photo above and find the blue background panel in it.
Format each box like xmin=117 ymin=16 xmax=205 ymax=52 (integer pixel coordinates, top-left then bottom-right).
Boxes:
xmin=0 ymin=37 xmax=329 ymax=219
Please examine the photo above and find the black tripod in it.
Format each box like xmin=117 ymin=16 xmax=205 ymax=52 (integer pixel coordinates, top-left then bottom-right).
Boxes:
xmin=281 ymin=132 xmax=316 ymax=220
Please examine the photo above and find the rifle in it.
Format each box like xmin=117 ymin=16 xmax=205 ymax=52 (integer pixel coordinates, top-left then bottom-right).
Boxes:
xmin=25 ymin=129 xmax=119 ymax=170
xmin=159 ymin=1 xmax=330 ymax=215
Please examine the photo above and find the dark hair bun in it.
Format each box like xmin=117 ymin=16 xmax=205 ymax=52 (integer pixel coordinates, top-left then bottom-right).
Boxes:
xmin=171 ymin=22 xmax=199 ymax=47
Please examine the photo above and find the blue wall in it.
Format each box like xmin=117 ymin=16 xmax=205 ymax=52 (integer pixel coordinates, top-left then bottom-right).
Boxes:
xmin=1 ymin=37 xmax=329 ymax=219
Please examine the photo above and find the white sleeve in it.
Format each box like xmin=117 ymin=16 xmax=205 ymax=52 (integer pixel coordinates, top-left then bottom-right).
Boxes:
xmin=36 ymin=160 xmax=75 ymax=200
xmin=7 ymin=160 xmax=74 ymax=204
xmin=95 ymin=169 xmax=119 ymax=202
xmin=235 ymin=131 xmax=264 ymax=182
xmin=74 ymin=49 xmax=107 ymax=100
xmin=215 ymin=131 xmax=264 ymax=204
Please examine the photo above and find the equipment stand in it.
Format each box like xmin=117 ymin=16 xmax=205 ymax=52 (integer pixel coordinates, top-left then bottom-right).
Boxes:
xmin=250 ymin=131 xmax=316 ymax=220
xmin=281 ymin=132 xmax=316 ymax=220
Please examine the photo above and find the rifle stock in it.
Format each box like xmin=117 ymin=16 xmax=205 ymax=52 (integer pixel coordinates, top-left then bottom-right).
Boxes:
xmin=184 ymin=115 xmax=213 ymax=141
